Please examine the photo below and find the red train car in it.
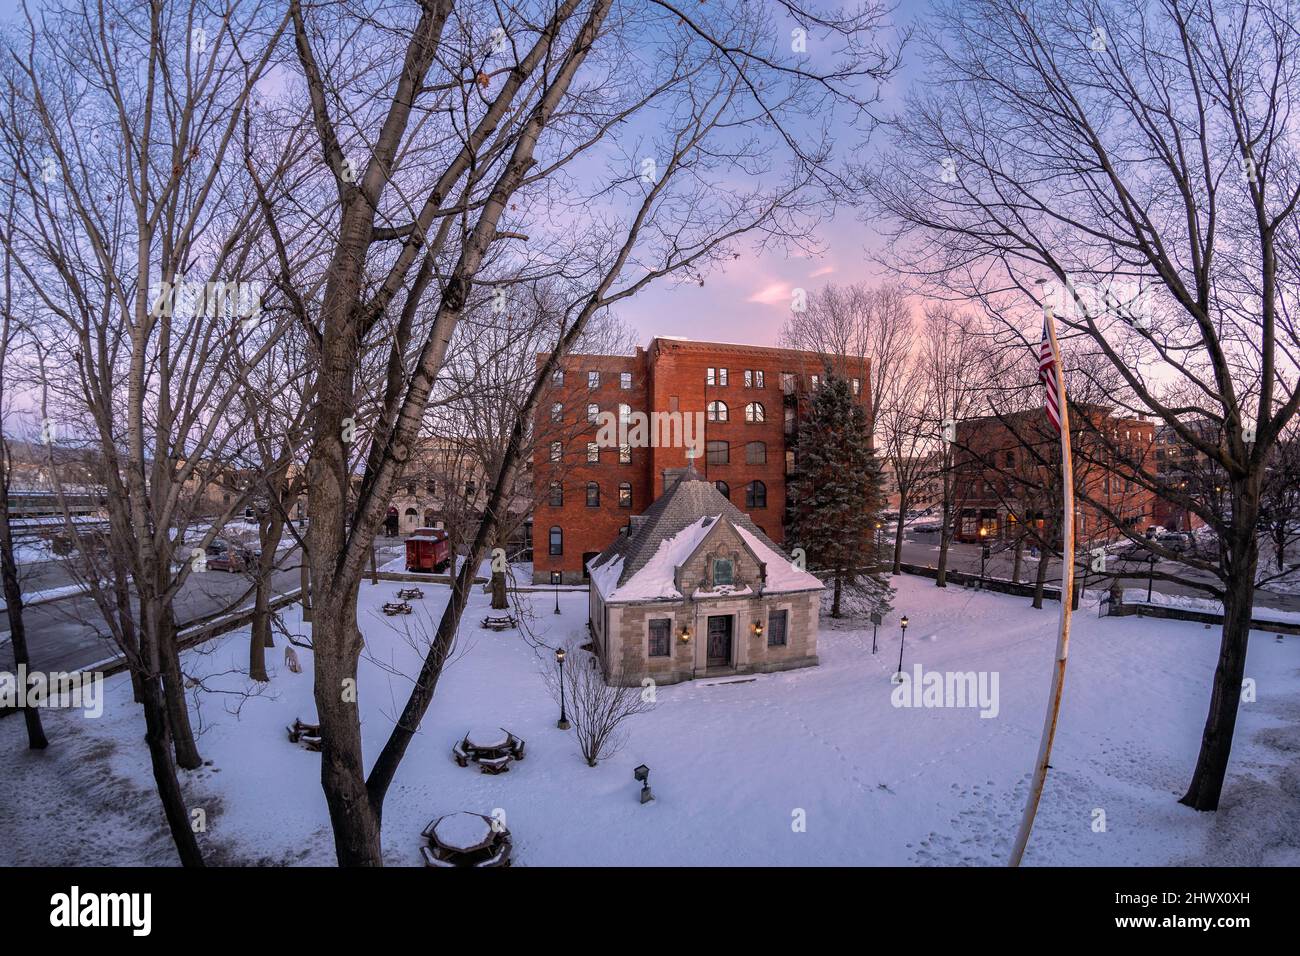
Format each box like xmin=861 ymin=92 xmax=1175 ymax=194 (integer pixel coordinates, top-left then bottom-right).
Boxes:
xmin=405 ymin=528 xmax=451 ymax=573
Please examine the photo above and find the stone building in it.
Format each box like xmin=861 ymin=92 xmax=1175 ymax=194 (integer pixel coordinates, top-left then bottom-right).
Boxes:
xmin=587 ymin=468 xmax=823 ymax=686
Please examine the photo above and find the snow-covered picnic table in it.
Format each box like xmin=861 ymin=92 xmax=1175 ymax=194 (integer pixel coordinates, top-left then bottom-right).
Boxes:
xmin=452 ymin=726 xmax=526 ymax=772
xmin=420 ymin=812 xmax=513 ymax=867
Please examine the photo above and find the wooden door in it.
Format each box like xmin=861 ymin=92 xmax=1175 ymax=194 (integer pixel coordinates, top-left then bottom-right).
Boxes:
xmin=706 ymin=615 xmax=733 ymax=666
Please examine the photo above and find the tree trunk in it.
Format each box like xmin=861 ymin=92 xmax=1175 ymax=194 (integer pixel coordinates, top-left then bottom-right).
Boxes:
xmin=1032 ymin=548 xmax=1050 ymax=609
xmin=151 ymin=596 xmax=201 ymax=770
xmin=0 ymin=514 xmax=48 ymax=749
xmin=936 ymin=499 xmax=952 ymax=588
xmin=1011 ymin=538 xmax=1023 ymax=585
xmin=139 ymin=671 xmax=205 ymax=866
xmin=490 ymin=570 xmax=508 ymax=609
xmin=892 ymin=495 xmax=907 ymax=573
xmin=1180 ymin=487 xmax=1260 ymax=812
xmin=250 ymin=511 xmax=285 ymax=682
xmin=831 ymin=571 xmax=843 ymax=617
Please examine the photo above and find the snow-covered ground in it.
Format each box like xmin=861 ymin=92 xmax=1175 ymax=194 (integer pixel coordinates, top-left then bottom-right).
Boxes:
xmin=3 ymin=574 xmax=1298 ymax=866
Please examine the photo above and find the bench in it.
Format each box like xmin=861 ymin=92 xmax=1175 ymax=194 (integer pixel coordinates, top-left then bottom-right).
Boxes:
xmin=287 ymin=718 xmax=322 ymax=751
xmin=478 ymin=755 xmax=512 ymax=775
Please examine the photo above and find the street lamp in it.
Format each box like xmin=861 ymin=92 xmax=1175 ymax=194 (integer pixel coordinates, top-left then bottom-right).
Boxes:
xmin=895 ymin=615 xmax=909 ymax=679
xmin=979 ymin=527 xmax=990 ymax=588
xmin=555 ymin=646 xmax=570 ymax=730
xmin=550 ymin=569 xmax=561 ymax=614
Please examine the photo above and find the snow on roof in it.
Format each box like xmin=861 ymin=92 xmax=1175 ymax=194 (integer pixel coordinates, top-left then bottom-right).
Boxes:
xmin=733 ymin=525 xmax=824 ymax=593
xmin=594 ymin=515 xmax=717 ymax=602
xmin=586 ymin=475 xmax=824 ymax=603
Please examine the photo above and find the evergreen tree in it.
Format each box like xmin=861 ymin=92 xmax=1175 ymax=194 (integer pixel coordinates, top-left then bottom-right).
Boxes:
xmin=786 ymin=374 xmax=893 ymax=618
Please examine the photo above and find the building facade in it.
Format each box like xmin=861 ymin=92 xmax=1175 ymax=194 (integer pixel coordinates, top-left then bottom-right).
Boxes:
xmin=952 ymin=407 xmax=1156 ymax=545
xmin=587 ymin=471 xmax=823 ymax=685
xmin=533 ymin=337 xmax=870 ymax=583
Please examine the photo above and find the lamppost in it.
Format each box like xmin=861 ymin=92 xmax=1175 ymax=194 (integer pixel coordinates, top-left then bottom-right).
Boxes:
xmin=895 ymin=615 xmax=909 ymax=679
xmin=979 ymin=527 xmax=990 ymax=588
xmin=550 ymin=569 xmax=561 ymax=614
xmin=555 ymin=646 xmax=570 ymax=729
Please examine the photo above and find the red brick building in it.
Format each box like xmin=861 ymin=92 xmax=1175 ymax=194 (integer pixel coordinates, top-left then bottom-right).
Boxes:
xmin=533 ymin=337 xmax=870 ymax=583
xmin=952 ymin=407 xmax=1156 ymax=546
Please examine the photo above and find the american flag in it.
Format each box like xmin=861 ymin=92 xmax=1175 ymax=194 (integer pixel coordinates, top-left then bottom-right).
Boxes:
xmin=1038 ymin=318 xmax=1061 ymax=435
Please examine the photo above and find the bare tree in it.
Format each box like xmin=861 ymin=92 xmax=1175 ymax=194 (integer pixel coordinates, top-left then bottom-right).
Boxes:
xmin=278 ymin=0 xmax=900 ymax=864
xmin=867 ymin=0 xmax=1300 ymax=810
xmin=0 ymin=0 xmax=293 ymax=864
xmin=546 ymin=638 xmax=653 ymax=766
xmin=0 ymin=190 xmax=46 ymax=750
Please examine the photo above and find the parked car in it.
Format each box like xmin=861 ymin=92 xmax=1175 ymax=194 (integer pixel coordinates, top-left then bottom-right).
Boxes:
xmin=205 ymin=540 xmax=252 ymax=572
xmin=1114 ymin=542 xmax=1157 ymax=563
xmin=1155 ymin=531 xmax=1191 ymax=553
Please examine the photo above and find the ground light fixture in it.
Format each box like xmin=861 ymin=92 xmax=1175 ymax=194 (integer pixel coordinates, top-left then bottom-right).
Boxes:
xmin=633 ymin=764 xmax=653 ymax=804
xmin=555 ymin=646 xmax=570 ymax=730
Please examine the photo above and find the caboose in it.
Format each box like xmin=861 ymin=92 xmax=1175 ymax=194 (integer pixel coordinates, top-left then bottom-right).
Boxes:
xmin=405 ymin=527 xmax=451 ymax=573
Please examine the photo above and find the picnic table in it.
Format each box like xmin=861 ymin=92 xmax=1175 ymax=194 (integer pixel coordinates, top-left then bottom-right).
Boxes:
xmin=452 ymin=726 xmax=526 ymax=772
xmin=396 ymin=587 xmax=424 ymax=600
xmin=480 ymin=614 xmax=517 ymax=631
xmin=420 ymin=812 xmax=512 ymax=867
xmin=383 ymin=601 xmax=412 ymax=616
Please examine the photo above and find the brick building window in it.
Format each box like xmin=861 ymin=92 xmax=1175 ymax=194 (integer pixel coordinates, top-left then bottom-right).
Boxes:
xmin=707 ymin=400 xmax=728 ymax=422
xmin=706 ymin=367 xmax=729 ymax=386
xmin=648 ymin=618 xmax=671 ymax=657
xmin=851 ymin=377 xmax=861 ymax=396
xmin=714 ymin=480 xmax=729 ymax=499
xmin=549 ymin=526 xmax=563 ymax=555
xmin=767 ymin=609 xmax=788 ymax=646
xmin=618 ymin=482 xmax=633 ymax=508
xmin=549 ymin=481 xmax=563 ymax=507
xmin=550 ymin=441 xmax=562 ymax=462
xmin=587 ymin=442 xmax=599 ymax=463
xmin=781 ymin=372 xmax=796 ymax=393
xmin=587 ymin=402 xmax=599 ymax=423
xmin=706 ymin=440 xmax=729 ymax=465
xmin=619 ymin=444 xmax=632 ymax=464
xmin=620 ymin=371 xmax=632 ymax=389
xmin=745 ymin=369 xmax=765 ymax=388
xmin=745 ymin=441 xmax=766 ymax=464
xmin=586 ymin=482 xmax=600 ymax=507
xmin=744 ymin=402 xmax=765 ymax=423
xmin=551 ymin=402 xmax=563 ymax=423
xmin=588 ymin=371 xmax=600 ymax=389
xmin=746 ymin=480 xmax=767 ymax=509
xmin=810 ymin=374 xmax=820 ymax=390
xmin=552 ymin=369 xmax=564 ymax=387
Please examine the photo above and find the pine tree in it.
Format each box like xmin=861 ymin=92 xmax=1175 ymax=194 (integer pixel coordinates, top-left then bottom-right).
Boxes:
xmin=786 ymin=374 xmax=893 ymax=618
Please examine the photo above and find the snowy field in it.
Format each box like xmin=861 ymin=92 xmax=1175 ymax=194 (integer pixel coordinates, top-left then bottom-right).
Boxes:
xmin=3 ymin=574 xmax=1298 ymax=866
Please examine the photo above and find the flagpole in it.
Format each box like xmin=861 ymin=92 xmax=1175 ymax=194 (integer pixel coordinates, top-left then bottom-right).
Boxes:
xmin=1009 ymin=298 xmax=1075 ymax=867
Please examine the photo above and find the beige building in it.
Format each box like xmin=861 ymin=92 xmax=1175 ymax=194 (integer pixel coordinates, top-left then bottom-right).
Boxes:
xmin=587 ymin=468 xmax=822 ymax=686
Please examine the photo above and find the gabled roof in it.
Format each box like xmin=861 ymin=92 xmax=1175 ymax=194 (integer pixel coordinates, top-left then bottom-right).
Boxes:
xmin=587 ymin=469 xmax=823 ymax=603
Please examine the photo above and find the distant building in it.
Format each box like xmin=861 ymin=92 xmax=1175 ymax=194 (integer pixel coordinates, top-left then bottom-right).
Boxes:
xmin=952 ymin=407 xmax=1156 ymax=544
xmin=533 ymin=337 xmax=870 ymax=583
xmin=587 ymin=468 xmax=823 ymax=685
xmin=880 ymin=454 xmax=941 ymax=513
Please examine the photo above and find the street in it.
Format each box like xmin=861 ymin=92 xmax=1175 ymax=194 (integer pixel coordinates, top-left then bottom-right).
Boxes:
xmin=892 ymin=529 xmax=1300 ymax=616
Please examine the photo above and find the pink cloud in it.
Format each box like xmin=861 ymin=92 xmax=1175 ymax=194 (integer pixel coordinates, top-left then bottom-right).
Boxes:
xmin=747 ymin=282 xmax=792 ymax=306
